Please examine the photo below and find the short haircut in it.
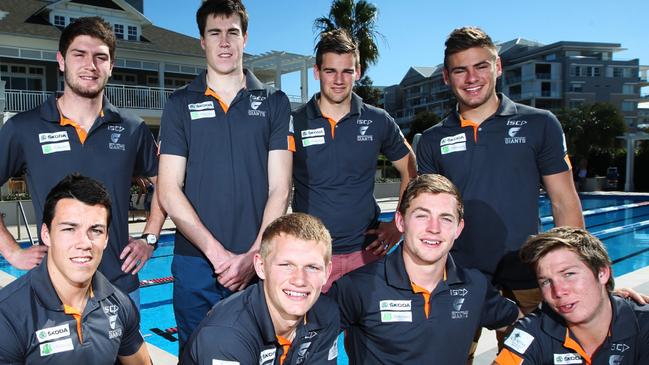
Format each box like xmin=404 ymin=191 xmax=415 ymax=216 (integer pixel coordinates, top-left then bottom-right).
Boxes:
xmin=444 ymin=26 xmax=497 ymax=69
xmin=42 ymin=174 xmax=112 ymax=229
xmin=196 ymin=0 xmax=248 ymax=37
xmin=520 ymin=226 xmax=614 ymax=291
xmin=59 ymin=17 xmax=116 ymax=61
xmin=315 ymin=29 xmax=360 ymax=68
xmin=398 ymin=174 xmax=464 ymax=221
xmin=260 ymin=213 xmax=332 ymax=264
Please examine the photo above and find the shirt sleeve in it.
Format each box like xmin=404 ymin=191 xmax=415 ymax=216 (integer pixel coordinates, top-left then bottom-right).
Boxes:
xmin=133 ymin=122 xmax=159 ymax=177
xmin=415 ymin=131 xmax=439 ymax=174
xmin=496 ymin=319 xmax=544 ymax=364
xmin=182 ymin=325 xmax=257 ymax=365
xmin=380 ymin=113 xmax=410 ymax=162
xmin=117 ymin=295 xmax=145 ymax=356
xmin=479 ymin=281 xmax=520 ymax=330
xmin=537 ymin=111 xmax=571 ymax=176
xmin=0 ymin=312 xmax=25 ymax=364
xmin=0 ymin=118 xmax=27 ymax=185
xmin=326 ymin=277 xmax=359 ymax=332
xmin=159 ymin=93 xmax=189 ymax=157
xmin=268 ymin=91 xmax=295 ymax=152
xmin=304 ymin=300 xmax=340 ymax=364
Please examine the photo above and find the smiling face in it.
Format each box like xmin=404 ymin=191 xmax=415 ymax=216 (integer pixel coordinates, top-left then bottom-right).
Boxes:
xmin=57 ymin=35 xmax=112 ymax=99
xmin=200 ymin=13 xmax=247 ymax=77
xmin=314 ymin=52 xmax=360 ymax=106
xmin=396 ymin=192 xmax=464 ymax=267
xmin=536 ymin=247 xmax=610 ymax=328
xmin=42 ymin=198 xmax=109 ymax=290
xmin=443 ymin=46 xmax=501 ymax=114
xmin=254 ymin=233 xmax=331 ymax=326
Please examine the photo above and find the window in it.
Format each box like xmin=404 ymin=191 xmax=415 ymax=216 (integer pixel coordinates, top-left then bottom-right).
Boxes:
xmin=69 ymin=17 xmax=77 ymax=24
xmin=569 ymin=83 xmax=584 ymax=92
xmin=568 ymin=100 xmax=584 ymax=109
xmin=622 ymin=84 xmax=634 ymax=94
xmin=0 ymin=63 xmax=45 ymax=90
xmin=54 ymin=15 xmax=65 ymax=27
xmin=570 ymin=65 xmax=583 ymax=77
xmin=127 ymin=26 xmax=138 ymax=41
xmin=586 ymin=66 xmax=600 ymax=77
xmin=114 ymin=24 xmax=124 ymax=39
xmin=613 ymin=68 xmax=623 ymax=78
xmin=622 ymin=101 xmax=635 ymax=112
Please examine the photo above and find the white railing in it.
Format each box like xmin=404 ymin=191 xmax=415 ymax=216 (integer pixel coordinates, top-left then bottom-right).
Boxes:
xmin=4 ymin=89 xmax=54 ymax=112
xmin=104 ymin=84 xmax=175 ymax=110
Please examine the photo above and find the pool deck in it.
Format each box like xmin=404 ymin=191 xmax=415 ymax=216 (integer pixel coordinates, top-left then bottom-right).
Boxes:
xmin=3 ymin=196 xmax=649 ymax=364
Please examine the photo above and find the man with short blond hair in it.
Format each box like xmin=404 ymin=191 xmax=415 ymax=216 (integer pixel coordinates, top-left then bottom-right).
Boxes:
xmin=181 ymin=213 xmax=339 ymax=365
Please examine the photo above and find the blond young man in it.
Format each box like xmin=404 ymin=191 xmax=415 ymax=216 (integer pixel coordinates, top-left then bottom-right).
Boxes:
xmin=181 ymin=213 xmax=339 ymax=365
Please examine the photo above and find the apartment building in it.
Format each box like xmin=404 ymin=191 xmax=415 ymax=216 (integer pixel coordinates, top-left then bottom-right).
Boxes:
xmin=385 ymin=38 xmax=647 ymax=131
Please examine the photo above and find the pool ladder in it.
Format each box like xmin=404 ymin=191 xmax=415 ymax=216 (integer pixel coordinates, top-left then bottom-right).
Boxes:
xmin=6 ymin=200 xmax=36 ymax=246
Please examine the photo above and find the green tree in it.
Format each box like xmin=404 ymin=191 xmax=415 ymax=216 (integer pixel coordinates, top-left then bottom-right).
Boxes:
xmin=314 ymin=0 xmax=384 ymax=106
xmin=314 ymin=0 xmax=382 ymax=76
xmin=353 ymin=75 xmax=382 ymax=106
xmin=406 ymin=111 xmax=441 ymax=143
xmin=557 ymin=102 xmax=627 ymax=175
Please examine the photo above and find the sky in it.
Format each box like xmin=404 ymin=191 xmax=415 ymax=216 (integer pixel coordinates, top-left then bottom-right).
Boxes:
xmin=144 ymin=0 xmax=648 ymax=97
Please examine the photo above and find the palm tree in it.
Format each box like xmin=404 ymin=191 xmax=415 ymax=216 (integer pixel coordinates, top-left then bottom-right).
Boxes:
xmin=313 ymin=0 xmax=382 ymax=77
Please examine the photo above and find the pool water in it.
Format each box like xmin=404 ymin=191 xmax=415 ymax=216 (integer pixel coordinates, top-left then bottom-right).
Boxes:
xmin=2 ymin=193 xmax=649 ymax=359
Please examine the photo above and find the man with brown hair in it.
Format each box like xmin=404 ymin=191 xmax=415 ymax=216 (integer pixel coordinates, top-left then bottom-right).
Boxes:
xmin=494 ymin=227 xmax=649 ymax=364
xmin=0 ymin=174 xmax=151 ymax=364
xmin=0 ymin=16 xmax=164 ymax=305
xmin=291 ymin=29 xmax=416 ymax=291
xmin=328 ymin=174 xmax=519 ymax=364
xmin=157 ymin=0 xmax=294 ymax=349
xmin=181 ymin=213 xmax=339 ymax=365
xmin=416 ymin=26 xmax=584 ymax=327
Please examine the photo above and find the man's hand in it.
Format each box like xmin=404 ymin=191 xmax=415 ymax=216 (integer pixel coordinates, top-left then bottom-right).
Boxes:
xmin=365 ymin=221 xmax=402 ymax=256
xmin=6 ymin=245 xmax=48 ymax=270
xmin=613 ymin=287 xmax=649 ymax=305
xmin=216 ymin=251 xmax=256 ymax=291
xmin=120 ymin=237 xmax=154 ymax=275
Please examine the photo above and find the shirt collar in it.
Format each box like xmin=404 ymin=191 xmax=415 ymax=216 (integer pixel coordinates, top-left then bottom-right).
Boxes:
xmin=187 ymin=69 xmax=265 ymax=93
xmin=385 ymin=245 xmax=465 ymax=291
xmin=39 ymin=94 xmax=122 ymax=125
xmin=446 ymin=92 xmax=518 ymax=126
xmin=305 ymin=92 xmax=363 ymax=121
xmin=30 ymin=255 xmax=115 ymax=311
xmin=540 ymin=294 xmax=633 ymax=342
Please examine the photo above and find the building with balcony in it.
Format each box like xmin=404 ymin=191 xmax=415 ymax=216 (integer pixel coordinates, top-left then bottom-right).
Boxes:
xmin=385 ymin=38 xmax=647 ymax=131
xmin=0 ymin=0 xmax=314 ymax=134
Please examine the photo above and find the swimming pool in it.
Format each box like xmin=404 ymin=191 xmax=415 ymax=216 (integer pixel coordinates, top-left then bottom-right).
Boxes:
xmin=2 ymin=193 xmax=649 ymax=359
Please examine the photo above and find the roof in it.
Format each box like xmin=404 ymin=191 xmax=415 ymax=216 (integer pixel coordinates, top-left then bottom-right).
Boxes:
xmin=0 ymin=0 xmax=206 ymax=58
xmin=399 ymin=66 xmax=442 ymax=86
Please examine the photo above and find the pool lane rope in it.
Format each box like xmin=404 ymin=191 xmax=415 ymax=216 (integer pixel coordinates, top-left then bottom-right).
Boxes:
xmin=139 ymin=276 xmax=174 ymax=287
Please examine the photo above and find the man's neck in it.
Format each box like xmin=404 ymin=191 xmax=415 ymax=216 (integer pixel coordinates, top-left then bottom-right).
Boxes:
xmin=57 ymin=91 xmax=103 ymax=132
xmin=402 ymin=252 xmax=446 ymax=293
xmin=206 ymin=68 xmax=246 ymax=105
xmin=47 ymin=260 xmax=91 ymax=312
xmin=458 ymin=93 xmax=500 ymax=125
xmin=568 ymin=294 xmax=613 ymax=356
xmin=317 ymin=94 xmax=352 ymax=123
